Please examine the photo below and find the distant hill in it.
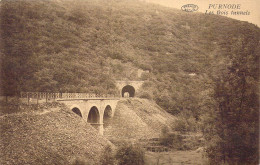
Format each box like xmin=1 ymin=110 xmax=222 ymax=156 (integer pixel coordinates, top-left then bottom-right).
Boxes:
xmin=1 ymin=0 xmax=259 ymax=115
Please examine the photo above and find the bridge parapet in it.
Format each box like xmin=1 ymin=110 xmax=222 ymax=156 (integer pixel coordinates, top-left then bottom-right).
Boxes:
xmin=20 ymin=92 xmax=117 ymax=99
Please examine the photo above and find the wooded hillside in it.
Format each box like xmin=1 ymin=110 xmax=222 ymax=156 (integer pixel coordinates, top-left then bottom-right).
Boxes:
xmin=1 ymin=0 xmax=258 ymax=114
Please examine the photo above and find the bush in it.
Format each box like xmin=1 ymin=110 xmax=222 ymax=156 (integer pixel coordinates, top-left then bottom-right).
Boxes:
xmin=160 ymin=131 xmax=183 ymax=150
xmin=160 ymin=127 xmax=203 ymax=150
xmin=115 ymin=143 xmax=145 ymax=165
xmin=181 ymin=136 xmax=204 ymax=150
xmin=100 ymin=145 xmax=116 ymax=165
xmin=139 ymin=91 xmax=153 ymax=100
xmin=173 ymin=115 xmax=198 ymax=133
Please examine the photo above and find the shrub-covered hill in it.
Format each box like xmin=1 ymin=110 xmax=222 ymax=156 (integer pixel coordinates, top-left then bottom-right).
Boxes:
xmin=1 ymin=0 xmax=259 ymax=115
xmin=0 ymin=105 xmax=112 ymax=165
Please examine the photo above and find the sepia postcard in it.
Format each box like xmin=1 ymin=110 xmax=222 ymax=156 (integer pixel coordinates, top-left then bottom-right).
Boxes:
xmin=0 ymin=0 xmax=259 ymax=164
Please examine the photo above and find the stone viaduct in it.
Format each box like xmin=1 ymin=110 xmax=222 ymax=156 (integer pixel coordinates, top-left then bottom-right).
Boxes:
xmin=20 ymin=80 xmax=144 ymax=135
xmin=56 ymin=98 xmax=119 ymax=135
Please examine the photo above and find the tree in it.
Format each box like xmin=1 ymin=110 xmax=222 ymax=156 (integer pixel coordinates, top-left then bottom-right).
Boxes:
xmin=204 ymin=33 xmax=259 ymax=164
xmin=100 ymin=145 xmax=115 ymax=165
xmin=115 ymin=143 xmax=145 ymax=165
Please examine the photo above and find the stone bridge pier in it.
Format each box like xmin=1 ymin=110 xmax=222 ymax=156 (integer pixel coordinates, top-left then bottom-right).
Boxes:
xmin=57 ymin=99 xmax=119 ymax=135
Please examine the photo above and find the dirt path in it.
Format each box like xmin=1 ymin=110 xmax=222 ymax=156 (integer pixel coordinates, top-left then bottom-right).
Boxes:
xmin=36 ymin=107 xmax=60 ymax=115
xmin=145 ymin=150 xmax=207 ymax=165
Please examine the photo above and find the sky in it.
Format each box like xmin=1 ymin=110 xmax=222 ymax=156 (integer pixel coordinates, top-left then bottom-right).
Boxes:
xmin=0 ymin=0 xmax=258 ymax=26
xmin=146 ymin=0 xmax=260 ymax=27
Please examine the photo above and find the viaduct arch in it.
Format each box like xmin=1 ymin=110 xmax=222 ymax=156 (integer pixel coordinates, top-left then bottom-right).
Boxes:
xmin=72 ymin=107 xmax=82 ymax=117
xmin=87 ymin=106 xmax=100 ymax=124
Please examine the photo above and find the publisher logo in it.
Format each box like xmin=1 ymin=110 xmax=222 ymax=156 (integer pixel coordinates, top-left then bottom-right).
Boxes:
xmin=181 ymin=4 xmax=199 ymax=12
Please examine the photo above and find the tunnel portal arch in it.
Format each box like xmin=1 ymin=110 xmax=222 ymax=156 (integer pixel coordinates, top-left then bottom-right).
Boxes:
xmin=72 ymin=107 xmax=82 ymax=117
xmin=87 ymin=106 xmax=100 ymax=123
xmin=122 ymin=85 xmax=135 ymax=97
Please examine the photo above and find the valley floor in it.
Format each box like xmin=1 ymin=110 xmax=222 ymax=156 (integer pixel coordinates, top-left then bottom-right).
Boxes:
xmin=145 ymin=150 xmax=207 ymax=165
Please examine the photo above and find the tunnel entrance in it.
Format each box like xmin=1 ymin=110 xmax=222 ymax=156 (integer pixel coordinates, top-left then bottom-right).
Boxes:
xmin=87 ymin=106 xmax=100 ymax=124
xmin=72 ymin=107 xmax=82 ymax=117
xmin=122 ymin=85 xmax=135 ymax=97
xmin=103 ymin=105 xmax=112 ymax=128
xmin=123 ymin=92 xmax=129 ymax=98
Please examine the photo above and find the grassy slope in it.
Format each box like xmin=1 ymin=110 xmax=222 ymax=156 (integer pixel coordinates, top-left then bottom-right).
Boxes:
xmin=104 ymin=98 xmax=175 ymax=140
xmin=0 ymin=106 xmax=111 ymax=165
